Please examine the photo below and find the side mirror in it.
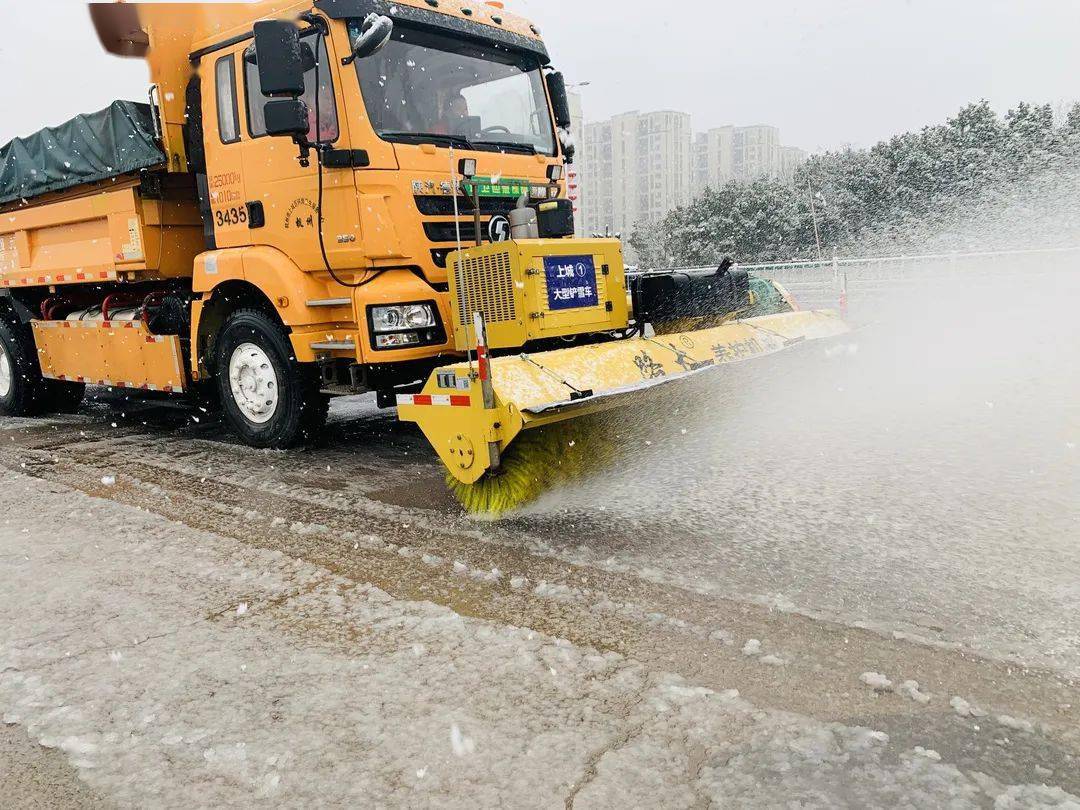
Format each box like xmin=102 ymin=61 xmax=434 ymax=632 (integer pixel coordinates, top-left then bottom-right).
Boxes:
xmin=252 ymin=20 xmax=308 ymax=97
xmin=344 ymin=13 xmax=394 ymax=65
xmin=264 ymin=98 xmax=310 ymax=138
xmin=546 ymin=71 xmax=573 ymax=130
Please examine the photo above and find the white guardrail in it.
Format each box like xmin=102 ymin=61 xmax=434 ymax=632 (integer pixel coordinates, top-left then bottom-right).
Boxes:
xmin=712 ymin=245 xmax=1080 ymax=314
xmin=736 ymin=245 xmax=1080 ymax=274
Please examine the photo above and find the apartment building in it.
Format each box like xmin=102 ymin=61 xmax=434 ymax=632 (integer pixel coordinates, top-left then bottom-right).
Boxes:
xmin=732 ymin=125 xmax=781 ymax=181
xmin=580 ymin=110 xmax=692 ymax=241
xmin=579 ymin=110 xmax=806 ymax=242
xmin=566 ymin=92 xmax=585 ymax=236
xmin=692 ymin=126 xmax=735 ymax=194
xmin=778 ymin=145 xmax=808 ymax=180
xmin=691 ymin=125 xmax=809 ymax=194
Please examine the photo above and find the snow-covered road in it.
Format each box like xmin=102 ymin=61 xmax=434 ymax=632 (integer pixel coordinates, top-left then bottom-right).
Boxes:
xmin=0 ymin=271 xmax=1078 ymax=807
xmin=0 ymin=392 xmax=1078 ymax=807
xmin=1 ymin=465 xmax=1077 ymax=808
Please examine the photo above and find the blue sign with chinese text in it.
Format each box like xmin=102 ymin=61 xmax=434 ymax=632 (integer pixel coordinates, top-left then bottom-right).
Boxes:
xmin=544 ymin=255 xmax=599 ymax=311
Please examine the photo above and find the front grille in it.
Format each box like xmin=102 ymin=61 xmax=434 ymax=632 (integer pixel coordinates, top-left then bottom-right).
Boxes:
xmin=414 ymin=195 xmax=519 ymax=216
xmin=454 ymin=249 xmax=516 ymax=327
xmin=424 ymin=220 xmax=490 ymax=244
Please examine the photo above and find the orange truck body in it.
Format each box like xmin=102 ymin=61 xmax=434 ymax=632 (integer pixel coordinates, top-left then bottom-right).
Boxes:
xmin=0 ymin=0 xmax=567 ymax=392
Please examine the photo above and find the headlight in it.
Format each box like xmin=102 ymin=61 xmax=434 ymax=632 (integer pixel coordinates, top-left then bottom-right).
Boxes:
xmin=370 ymin=304 xmax=436 ymax=333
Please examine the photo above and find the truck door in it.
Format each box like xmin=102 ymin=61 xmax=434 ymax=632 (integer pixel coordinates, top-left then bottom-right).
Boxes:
xmin=235 ymin=32 xmax=366 ymax=271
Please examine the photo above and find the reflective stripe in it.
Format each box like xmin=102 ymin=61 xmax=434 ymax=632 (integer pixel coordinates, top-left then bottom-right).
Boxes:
xmin=476 ymin=345 xmax=490 ymax=382
xmin=397 ymin=394 xmax=471 ymax=408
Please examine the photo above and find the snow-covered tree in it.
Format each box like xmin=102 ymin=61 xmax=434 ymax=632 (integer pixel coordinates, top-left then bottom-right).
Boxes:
xmin=633 ymin=100 xmax=1080 ymax=267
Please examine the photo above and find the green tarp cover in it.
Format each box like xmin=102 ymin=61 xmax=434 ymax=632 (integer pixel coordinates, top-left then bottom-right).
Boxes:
xmin=0 ymin=101 xmax=166 ymax=206
xmin=745 ymin=275 xmax=794 ymax=317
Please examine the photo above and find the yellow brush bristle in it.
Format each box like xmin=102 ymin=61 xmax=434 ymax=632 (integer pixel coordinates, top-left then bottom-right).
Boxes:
xmin=448 ymin=417 xmax=610 ymax=517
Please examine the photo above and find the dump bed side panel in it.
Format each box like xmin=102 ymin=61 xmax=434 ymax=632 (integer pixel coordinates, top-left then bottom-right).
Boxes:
xmin=0 ymin=179 xmax=203 ymax=289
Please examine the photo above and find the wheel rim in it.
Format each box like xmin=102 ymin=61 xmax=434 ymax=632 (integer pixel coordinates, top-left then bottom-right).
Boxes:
xmin=0 ymin=343 xmax=12 ymax=399
xmin=228 ymin=343 xmax=279 ymax=424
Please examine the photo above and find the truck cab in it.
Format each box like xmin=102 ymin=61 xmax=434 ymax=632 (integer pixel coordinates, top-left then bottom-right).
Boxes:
xmin=80 ymin=0 xmax=583 ymax=446
xmin=184 ymin=1 xmax=571 ymax=378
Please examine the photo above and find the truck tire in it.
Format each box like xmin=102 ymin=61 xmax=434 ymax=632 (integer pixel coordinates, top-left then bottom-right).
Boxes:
xmin=0 ymin=318 xmax=86 ymax=416
xmin=0 ymin=317 xmax=46 ymax=416
xmin=214 ymin=309 xmax=328 ymax=449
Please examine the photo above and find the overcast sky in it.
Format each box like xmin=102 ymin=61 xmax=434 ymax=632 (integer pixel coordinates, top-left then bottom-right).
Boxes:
xmin=3 ymin=0 xmax=1080 ymax=152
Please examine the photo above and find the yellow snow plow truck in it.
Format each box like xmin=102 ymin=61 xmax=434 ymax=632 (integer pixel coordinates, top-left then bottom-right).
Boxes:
xmin=0 ymin=1 xmax=847 ymax=514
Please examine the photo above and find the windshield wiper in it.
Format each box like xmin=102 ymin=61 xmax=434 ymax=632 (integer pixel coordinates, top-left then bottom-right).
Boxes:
xmin=472 ymin=140 xmax=538 ymax=155
xmin=380 ymin=131 xmax=476 ymax=150
xmin=380 ymin=131 xmax=541 ymax=156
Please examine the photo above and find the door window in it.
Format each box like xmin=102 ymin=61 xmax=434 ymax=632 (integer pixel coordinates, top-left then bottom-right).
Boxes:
xmin=215 ymin=55 xmax=240 ymax=144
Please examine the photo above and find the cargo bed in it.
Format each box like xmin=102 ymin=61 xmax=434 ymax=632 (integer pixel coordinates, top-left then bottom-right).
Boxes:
xmin=0 ymin=101 xmax=165 ymax=205
xmin=0 ymin=101 xmax=203 ymax=288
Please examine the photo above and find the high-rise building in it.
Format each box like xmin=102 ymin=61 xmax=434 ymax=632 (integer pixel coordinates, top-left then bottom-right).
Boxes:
xmin=732 ymin=125 xmax=781 ymax=182
xmin=567 ymin=91 xmax=585 ymax=142
xmin=566 ymin=92 xmax=585 ymax=236
xmin=578 ymin=106 xmax=806 ymax=251
xmin=693 ymin=127 xmax=735 ymax=193
xmin=692 ymin=125 xmax=808 ymax=195
xmin=778 ymin=145 xmax=808 ymax=180
xmin=580 ymin=110 xmax=692 ymax=244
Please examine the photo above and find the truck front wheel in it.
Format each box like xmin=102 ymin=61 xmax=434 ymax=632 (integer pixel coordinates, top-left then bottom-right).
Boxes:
xmin=214 ymin=309 xmax=328 ymax=449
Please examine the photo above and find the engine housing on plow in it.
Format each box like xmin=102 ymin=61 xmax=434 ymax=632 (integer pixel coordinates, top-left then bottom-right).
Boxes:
xmin=446 ymin=239 xmax=630 ymax=352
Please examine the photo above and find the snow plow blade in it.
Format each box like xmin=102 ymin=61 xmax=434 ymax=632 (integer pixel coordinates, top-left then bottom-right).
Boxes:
xmin=397 ymin=309 xmax=850 ymax=488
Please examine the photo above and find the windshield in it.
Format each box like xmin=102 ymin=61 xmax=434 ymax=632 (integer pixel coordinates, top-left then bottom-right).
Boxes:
xmin=350 ymin=21 xmax=557 ymax=156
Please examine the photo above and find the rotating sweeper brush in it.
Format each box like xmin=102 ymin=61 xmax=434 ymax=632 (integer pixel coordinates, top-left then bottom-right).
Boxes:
xmin=396 ymin=240 xmax=850 ymax=517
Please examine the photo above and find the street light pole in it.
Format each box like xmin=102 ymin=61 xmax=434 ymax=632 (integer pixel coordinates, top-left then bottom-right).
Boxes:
xmin=807 ymin=179 xmax=824 ymax=263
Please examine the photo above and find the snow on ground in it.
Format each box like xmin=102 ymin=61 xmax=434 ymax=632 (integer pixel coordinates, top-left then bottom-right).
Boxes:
xmin=0 ymin=469 xmax=1076 ymax=808
xmin=495 ymin=272 xmax=1080 ymax=679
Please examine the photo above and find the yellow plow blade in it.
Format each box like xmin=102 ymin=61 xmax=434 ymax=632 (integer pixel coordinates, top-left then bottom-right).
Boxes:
xmin=397 ymin=309 xmax=850 ymax=490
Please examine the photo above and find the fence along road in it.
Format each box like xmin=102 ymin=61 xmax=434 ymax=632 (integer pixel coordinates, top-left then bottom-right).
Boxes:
xmin=720 ymin=245 xmax=1080 ymax=315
